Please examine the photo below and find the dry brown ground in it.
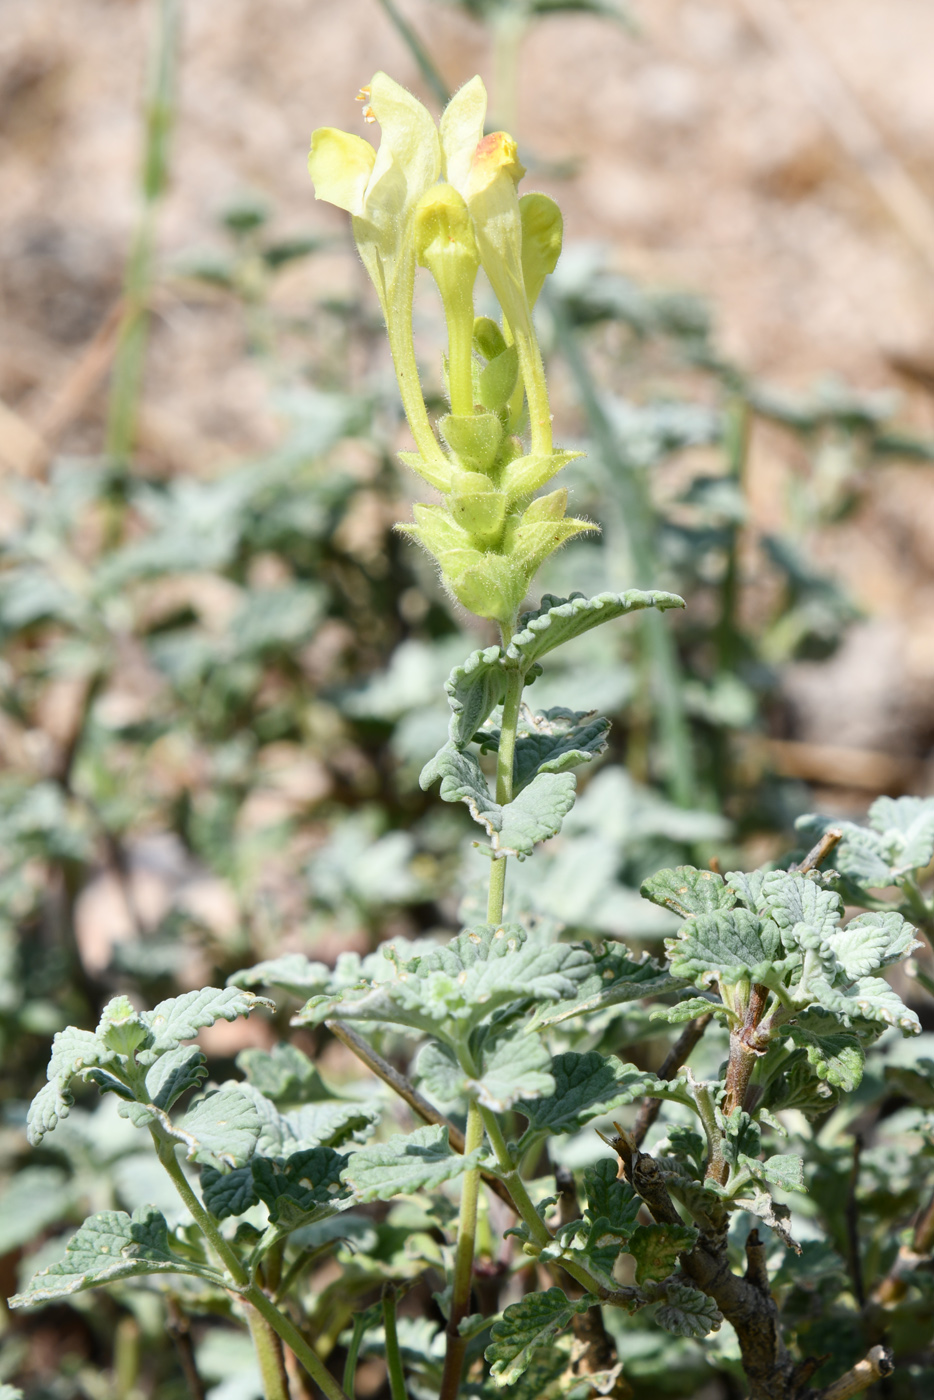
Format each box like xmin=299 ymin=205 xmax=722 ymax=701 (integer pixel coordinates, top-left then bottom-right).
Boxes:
xmin=3 ymin=0 xmax=934 ymax=786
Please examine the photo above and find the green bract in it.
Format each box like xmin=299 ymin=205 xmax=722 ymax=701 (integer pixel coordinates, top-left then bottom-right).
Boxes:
xmin=309 ymin=73 xmax=594 ymax=627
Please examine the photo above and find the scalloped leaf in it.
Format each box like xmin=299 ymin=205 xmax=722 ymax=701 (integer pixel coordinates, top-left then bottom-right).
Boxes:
xmin=27 ymin=1027 xmax=119 ymax=1144
xmin=506 ymin=590 xmax=685 ymax=668
xmin=480 ymin=709 xmax=610 ymax=790
xmin=664 ymin=909 xmax=783 ymax=989
xmin=9 ymin=1206 xmax=200 ymax=1307
xmin=810 ymin=976 xmax=920 ymax=1035
xmin=655 ymin=1280 xmax=722 ymax=1338
xmin=472 ymin=1031 xmax=554 ymax=1111
xmin=420 ymin=742 xmax=577 ymax=858
xmin=485 ymin=1287 xmax=598 ymax=1383
xmin=759 ymin=870 xmax=843 ymax=939
xmin=233 ymin=1082 xmax=379 ymax=1155
xmin=173 ymin=1088 xmax=263 ymax=1168
xmin=235 ymin=1043 xmax=325 ymax=1102
xmin=341 ymin=1125 xmax=484 ymax=1203
xmin=517 ymin=1051 xmax=692 ymax=1135
xmin=739 ymin=1153 xmax=805 ymax=1193
xmin=640 ymin=866 xmax=735 ymax=918
xmin=228 ymin=955 xmax=332 ymax=999
xmin=142 ymin=987 xmax=275 ymax=1057
xmin=627 ymin=1223 xmax=698 ymax=1284
xmin=296 ymin=924 xmax=594 ymax=1042
xmin=445 ymin=645 xmax=509 ymax=748
xmin=529 ymin=946 xmax=675 ymax=1028
xmin=828 ymin=911 xmax=920 ymax=980
xmin=870 ymin=795 xmax=934 ymax=877
xmin=787 ymin=1019 xmax=864 ymax=1091
xmin=649 ymin=997 xmax=722 ymax=1025
xmin=145 ymin=1046 xmax=208 ymax=1111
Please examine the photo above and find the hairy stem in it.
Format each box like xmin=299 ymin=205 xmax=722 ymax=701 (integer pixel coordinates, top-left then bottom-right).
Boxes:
xmin=693 ymin=1080 xmax=727 ymax=1184
xmin=245 ymin=1304 xmax=292 ymax=1400
xmin=151 ymin=1129 xmax=248 ymax=1287
xmin=439 ymin=1101 xmax=485 ymax=1400
xmin=244 ymin=1285 xmax=351 ymax=1400
xmin=385 ymin=251 xmax=452 ymax=488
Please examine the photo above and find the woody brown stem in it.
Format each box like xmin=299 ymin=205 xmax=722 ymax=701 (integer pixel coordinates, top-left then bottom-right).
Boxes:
xmin=791 ymin=828 xmax=843 ymax=875
xmin=816 ymin=1345 xmax=894 ymax=1400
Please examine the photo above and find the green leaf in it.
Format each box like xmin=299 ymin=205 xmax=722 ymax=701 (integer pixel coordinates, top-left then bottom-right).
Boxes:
xmin=419 ymin=742 xmax=577 ymax=857
xmin=485 ymin=1287 xmax=598 ymax=1383
xmin=341 ymin=1125 xmax=484 ymax=1203
xmin=142 ymin=987 xmax=275 ymax=1058
xmin=27 ymin=1026 xmax=119 ymax=1145
xmin=445 ymin=645 xmax=509 ymax=748
xmin=506 ymin=590 xmax=685 ymax=668
xmin=480 ymin=708 xmax=610 ymax=789
xmin=739 ymin=1154 xmax=805 ymax=1193
xmin=649 ymin=997 xmax=721 ymax=1024
xmin=640 ymin=866 xmax=735 ymax=918
xmin=173 ymin=1088 xmax=263 ymax=1168
xmin=869 ymin=795 xmax=934 ymax=877
xmin=201 ymin=1165 xmax=258 ymax=1219
xmin=655 ymin=1279 xmax=722 ymax=1338
xmin=235 ymin=1082 xmax=380 ymax=1154
xmin=579 ymin=1159 xmax=642 ymax=1281
xmin=529 ymin=946 xmax=675 ymax=1027
xmin=9 ymin=1206 xmax=202 ymax=1306
xmin=145 ymin=1046 xmax=208 ymax=1110
xmin=725 ymin=870 xmax=768 ymax=909
xmin=471 ymin=1030 xmax=554 ymax=1111
xmin=828 ymin=911 xmax=920 ymax=980
xmin=759 ymin=870 xmax=842 ymax=940
xmin=229 ymin=955 xmax=333 ymax=999
xmin=795 ymin=813 xmax=891 ymax=890
xmin=627 ymin=1223 xmax=698 ymax=1284
xmin=787 ymin=1020 xmax=864 ymax=1091
xmin=665 ymin=909 xmax=783 ymax=989
xmin=252 ymin=1146 xmax=348 ymax=1226
xmin=518 ymin=1052 xmax=691 ymax=1135
xmin=299 ymin=923 xmax=593 ymax=1042
xmin=810 ymin=976 xmax=921 ymax=1035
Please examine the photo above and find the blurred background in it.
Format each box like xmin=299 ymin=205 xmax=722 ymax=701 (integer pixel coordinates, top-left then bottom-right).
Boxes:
xmin=3 ymin=0 xmax=934 ymax=1395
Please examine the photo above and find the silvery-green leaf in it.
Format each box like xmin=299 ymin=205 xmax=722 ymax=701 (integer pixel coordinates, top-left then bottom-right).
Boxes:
xmin=518 ymin=1051 xmax=691 ymax=1135
xmin=142 ymin=988 xmax=274 ymax=1058
xmin=8 ymin=1206 xmax=201 ymax=1307
xmin=665 ymin=909 xmax=784 ymax=989
xmin=869 ymin=795 xmax=934 ymax=876
xmin=530 ymin=947 xmax=674 ymax=1028
xmin=744 ymin=1154 xmax=805 ymax=1193
xmin=485 ymin=1287 xmax=598 ymax=1383
xmin=627 ymin=1223 xmax=698 ymax=1284
xmin=481 ymin=709 xmax=610 ymax=789
xmin=655 ymin=1280 xmax=722 ymax=1338
xmin=640 ymin=866 xmax=735 ymax=919
xmin=298 ymin=924 xmax=593 ymax=1041
xmin=445 ymin=645 xmax=508 ymax=748
xmin=233 ymin=1082 xmax=378 ymax=1154
xmin=416 ymin=1042 xmax=466 ymax=1105
xmin=419 ymin=743 xmax=577 ymax=857
xmin=473 ymin=1032 xmax=553 ymax=1111
xmin=229 ymin=956 xmax=332 ymax=1000
xmin=145 ymin=1046 xmax=208 ymax=1111
xmin=0 ymin=1386 xmax=24 ymax=1400
xmin=828 ymin=911 xmax=920 ymax=980
xmin=725 ymin=870 xmax=768 ymax=909
xmin=810 ymin=977 xmax=921 ymax=1035
xmin=795 ymin=814 xmax=891 ymax=889
xmin=759 ymin=870 xmax=842 ymax=939
xmin=342 ymin=1125 xmax=484 ymax=1203
xmin=175 ymin=1088 xmax=263 ymax=1168
xmin=786 ymin=1020 xmax=864 ymax=1091
xmin=649 ymin=997 xmax=722 ymax=1024
xmin=506 ymin=590 xmax=685 ymax=668
xmin=27 ymin=1027 xmax=120 ymax=1145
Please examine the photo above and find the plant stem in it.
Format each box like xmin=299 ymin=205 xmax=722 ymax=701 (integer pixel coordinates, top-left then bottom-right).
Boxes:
xmin=151 ymin=1129 xmax=249 ymax=1286
xmin=694 ymin=1080 xmax=727 ymax=1184
xmin=439 ymin=1100 xmax=485 ymax=1400
xmin=487 ymin=663 xmax=525 ymax=924
xmin=106 ymin=0 xmax=180 ymax=467
xmin=245 ymin=1285 xmax=352 ymax=1400
xmin=382 ymin=1288 xmax=407 ymax=1400
xmin=342 ymin=1313 xmax=368 ymax=1399
xmin=245 ymin=1304 xmax=292 ymax=1400
xmin=385 ymin=252 xmax=452 ymax=490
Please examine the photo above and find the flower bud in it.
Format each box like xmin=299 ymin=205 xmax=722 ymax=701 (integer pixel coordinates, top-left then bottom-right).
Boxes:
xmin=449 ymin=471 xmax=507 ymax=546
xmin=440 ymin=413 xmax=504 ymax=474
xmin=478 ymin=345 xmax=519 ymax=411
xmin=519 ymin=192 xmax=563 ymax=308
xmin=473 ymin=316 xmax=507 ymax=361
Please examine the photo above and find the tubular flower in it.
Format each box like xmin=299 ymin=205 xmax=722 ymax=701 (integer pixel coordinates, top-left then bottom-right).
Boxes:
xmin=309 ymin=73 xmax=594 ymax=632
